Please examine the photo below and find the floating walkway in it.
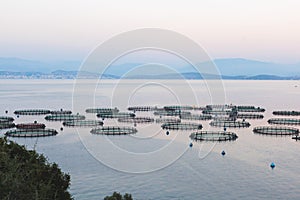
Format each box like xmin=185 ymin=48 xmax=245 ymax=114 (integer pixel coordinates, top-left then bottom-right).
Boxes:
xmin=253 ymin=126 xmax=299 ymax=135
xmin=161 ymin=122 xmax=203 ymax=130
xmin=118 ymin=117 xmax=154 ymax=124
xmin=202 ymin=110 xmax=234 ymax=115
xmin=0 ymin=122 xmax=15 ymax=129
xmin=180 ymin=114 xmax=212 ymax=121
xmin=63 ymin=120 xmax=103 ymax=127
xmin=0 ymin=116 xmax=14 ymax=123
xmin=210 ymin=120 xmax=251 ymax=128
xmin=164 ymin=105 xmax=194 ymax=111
xmin=236 ymin=106 xmax=265 ymax=112
xmin=5 ymin=128 xmax=58 ymax=137
xmin=90 ymin=126 xmax=137 ymax=135
xmin=14 ymin=109 xmax=51 ymax=115
xmin=268 ymin=118 xmax=300 ymax=126
xmin=273 ymin=111 xmax=300 ymax=116
xmin=237 ymin=113 xmax=264 ymax=119
xmin=45 ymin=114 xmax=86 ymax=121
xmin=50 ymin=110 xmax=72 ymax=115
xmin=190 ymin=131 xmax=238 ymax=141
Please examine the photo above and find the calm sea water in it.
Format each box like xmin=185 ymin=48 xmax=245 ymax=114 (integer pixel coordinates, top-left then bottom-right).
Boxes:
xmin=0 ymin=79 xmax=300 ymax=200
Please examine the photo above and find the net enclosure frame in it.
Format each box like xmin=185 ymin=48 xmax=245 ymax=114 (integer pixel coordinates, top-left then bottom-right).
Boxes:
xmin=253 ymin=126 xmax=299 ymax=135
xmin=50 ymin=110 xmax=72 ymax=115
xmin=235 ymin=106 xmax=265 ymax=112
xmin=91 ymin=126 xmax=137 ymax=135
xmin=273 ymin=111 xmax=300 ymax=116
xmin=5 ymin=128 xmax=58 ymax=137
xmin=268 ymin=118 xmax=300 ymax=126
xmin=161 ymin=122 xmax=203 ymax=130
xmin=202 ymin=110 xmax=235 ymax=115
xmin=118 ymin=117 xmax=154 ymax=124
xmin=153 ymin=110 xmax=191 ymax=117
xmin=63 ymin=120 xmax=104 ymax=127
xmin=209 ymin=120 xmax=251 ymax=128
xmin=163 ymin=105 xmax=194 ymax=111
xmin=0 ymin=123 xmax=15 ymax=129
xmin=14 ymin=109 xmax=51 ymax=115
xmin=190 ymin=131 xmax=238 ymax=142
xmin=237 ymin=113 xmax=264 ymax=119
xmin=45 ymin=114 xmax=86 ymax=121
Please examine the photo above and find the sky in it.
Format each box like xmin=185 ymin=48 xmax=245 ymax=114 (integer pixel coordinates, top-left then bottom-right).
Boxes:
xmin=0 ymin=0 xmax=300 ymax=64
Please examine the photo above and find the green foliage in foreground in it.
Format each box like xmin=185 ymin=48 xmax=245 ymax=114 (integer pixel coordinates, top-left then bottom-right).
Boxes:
xmin=0 ymin=137 xmax=72 ymax=200
xmin=104 ymin=191 xmax=133 ymax=200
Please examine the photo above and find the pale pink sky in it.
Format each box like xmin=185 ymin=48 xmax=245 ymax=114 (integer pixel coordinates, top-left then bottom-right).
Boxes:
xmin=1 ymin=0 xmax=300 ymax=64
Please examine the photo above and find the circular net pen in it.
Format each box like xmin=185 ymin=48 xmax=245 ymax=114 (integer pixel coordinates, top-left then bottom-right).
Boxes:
xmin=0 ymin=123 xmax=15 ymax=129
xmin=273 ymin=111 xmax=300 ymax=116
xmin=180 ymin=114 xmax=212 ymax=121
xmin=0 ymin=116 xmax=14 ymax=123
xmin=5 ymin=128 xmax=58 ymax=137
xmin=154 ymin=110 xmax=191 ymax=117
xmin=236 ymin=106 xmax=265 ymax=112
xmin=127 ymin=106 xmax=156 ymax=112
xmin=268 ymin=118 xmax=300 ymax=126
xmin=253 ymin=126 xmax=299 ymax=135
xmin=118 ymin=117 xmax=154 ymax=124
xmin=85 ymin=108 xmax=119 ymax=114
xmin=190 ymin=131 xmax=238 ymax=142
xmin=97 ymin=112 xmax=135 ymax=119
xmin=14 ymin=109 xmax=51 ymax=115
xmin=16 ymin=123 xmax=46 ymax=129
xmin=161 ymin=122 xmax=203 ymax=130
xmin=237 ymin=113 xmax=264 ymax=119
xmin=63 ymin=120 xmax=103 ymax=127
xmin=155 ymin=118 xmax=181 ymax=123
xmin=91 ymin=126 xmax=137 ymax=135
xmin=45 ymin=114 xmax=86 ymax=121
xmin=164 ymin=105 xmax=194 ymax=111
xmin=50 ymin=110 xmax=72 ymax=115
xmin=210 ymin=120 xmax=251 ymax=128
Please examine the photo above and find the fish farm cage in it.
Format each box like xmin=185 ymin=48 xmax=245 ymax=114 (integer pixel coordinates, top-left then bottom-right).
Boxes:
xmin=14 ymin=109 xmax=51 ymax=115
xmin=190 ymin=131 xmax=238 ymax=142
xmin=0 ymin=116 xmax=14 ymax=123
xmin=236 ymin=113 xmax=264 ymax=119
xmin=273 ymin=111 xmax=300 ymax=116
xmin=5 ymin=128 xmax=58 ymax=137
xmin=161 ymin=122 xmax=203 ymax=130
xmin=253 ymin=126 xmax=299 ymax=135
xmin=164 ymin=105 xmax=194 ymax=111
xmin=127 ymin=106 xmax=156 ymax=112
xmin=155 ymin=118 xmax=181 ymax=123
xmin=153 ymin=110 xmax=191 ymax=117
xmin=85 ymin=108 xmax=119 ymax=114
xmin=96 ymin=112 xmax=135 ymax=119
xmin=206 ymin=104 xmax=235 ymax=109
xmin=118 ymin=117 xmax=154 ymax=124
xmin=202 ymin=110 xmax=235 ymax=115
xmin=63 ymin=120 xmax=103 ymax=127
xmin=212 ymin=116 xmax=236 ymax=121
xmin=50 ymin=110 xmax=72 ymax=115
xmin=16 ymin=123 xmax=46 ymax=129
xmin=180 ymin=114 xmax=212 ymax=121
xmin=209 ymin=120 xmax=251 ymax=128
xmin=0 ymin=123 xmax=15 ymax=129
xmin=90 ymin=126 xmax=137 ymax=135
xmin=267 ymin=118 xmax=300 ymax=126
xmin=45 ymin=114 xmax=86 ymax=121
xmin=235 ymin=106 xmax=265 ymax=112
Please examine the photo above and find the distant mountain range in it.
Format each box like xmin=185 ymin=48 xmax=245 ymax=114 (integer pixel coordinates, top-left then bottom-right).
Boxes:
xmin=0 ymin=57 xmax=299 ymax=79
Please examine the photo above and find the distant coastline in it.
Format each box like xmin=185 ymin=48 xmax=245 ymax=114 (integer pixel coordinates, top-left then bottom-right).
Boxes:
xmin=0 ymin=70 xmax=299 ymax=80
